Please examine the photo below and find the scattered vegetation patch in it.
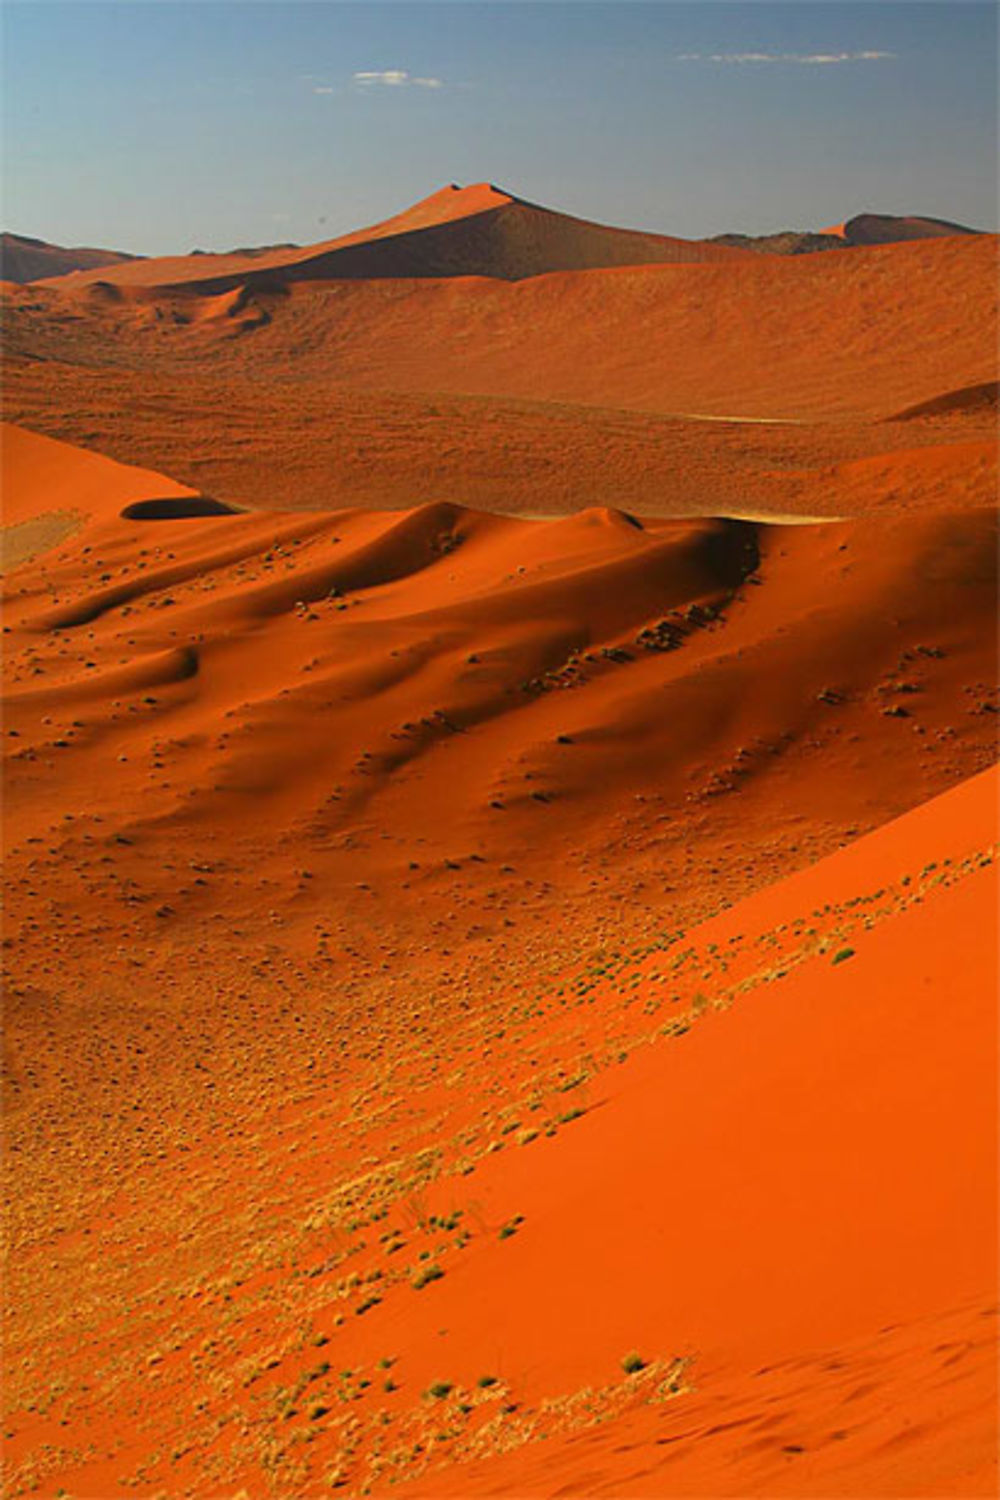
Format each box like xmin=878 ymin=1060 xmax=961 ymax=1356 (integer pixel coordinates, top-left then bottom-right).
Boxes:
xmin=411 ymin=1263 xmax=444 ymax=1290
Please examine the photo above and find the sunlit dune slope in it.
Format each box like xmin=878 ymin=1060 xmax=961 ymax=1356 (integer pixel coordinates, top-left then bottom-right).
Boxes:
xmin=4 ymin=425 xmax=996 ymax=960
xmin=1 ymin=423 xmax=201 ymax=528
xmin=36 ymin=182 xmax=743 ymax=293
xmin=5 ymin=627 xmax=996 ymax=1497
xmin=16 ymin=229 xmax=995 ymax=421
xmin=233 ymin=233 xmax=997 ymax=420
xmin=380 ymin=766 xmax=998 ymax=1499
xmin=0 ymin=424 xmax=211 ymax=569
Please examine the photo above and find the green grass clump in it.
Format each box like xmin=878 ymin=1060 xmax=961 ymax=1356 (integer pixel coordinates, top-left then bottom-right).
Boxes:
xmin=412 ymin=1263 xmax=444 ymax=1290
xmin=621 ymin=1352 xmax=646 ymax=1375
xmin=831 ymin=947 xmax=856 ymax=965
xmin=427 ymin=1381 xmax=453 ymax=1399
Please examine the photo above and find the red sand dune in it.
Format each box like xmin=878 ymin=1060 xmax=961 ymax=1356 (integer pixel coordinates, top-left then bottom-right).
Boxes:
xmin=3 ymin=424 xmax=995 ymax=883
xmin=3 ymin=205 xmax=995 ymax=520
xmin=0 ymin=230 xmax=139 ymax=284
xmin=834 ymin=211 xmax=982 ymax=245
xmin=1 ymin=422 xmax=200 ymax=529
xmin=0 ymin=424 xmax=210 ymax=571
xmin=719 ymin=210 xmax=981 ymax=255
xmin=112 ymin=229 xmax=993 ymax=421
xmin=4 ymin=426 xmax=996 ymax=1490
xmin=382 ymin=765 xmax=998 ymax=1498
xmin=3 ymin=177 xmax=998 ymax=1500
xmin=36 ymin=183 xmax=744 ymax=294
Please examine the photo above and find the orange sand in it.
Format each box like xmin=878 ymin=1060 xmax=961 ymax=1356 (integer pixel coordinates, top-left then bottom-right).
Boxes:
xmin=2 ymin=183 xmax=997 ymax=1500
xmin=4 ymin=210 xmax=995 ymax=519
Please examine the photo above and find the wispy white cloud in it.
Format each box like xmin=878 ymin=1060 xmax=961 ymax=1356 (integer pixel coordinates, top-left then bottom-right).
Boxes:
xmin=353 ymin=69 xmax=444 ymax=89
xmin=313 ymin=86 xmax=335 ymax=95
xmin=676 ymin=50 xmax=895 ymax=66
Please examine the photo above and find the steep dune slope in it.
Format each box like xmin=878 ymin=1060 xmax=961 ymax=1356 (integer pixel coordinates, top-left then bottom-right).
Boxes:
xmin=37 ymin=183 xmax=743 ymax=293
xmin=1 ymin=423 xmax=202 ymax=529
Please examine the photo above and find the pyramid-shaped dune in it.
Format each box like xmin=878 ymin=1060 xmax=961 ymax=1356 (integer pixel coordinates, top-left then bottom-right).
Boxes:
xmin=39 ymin=182 xmax=746 ymax=293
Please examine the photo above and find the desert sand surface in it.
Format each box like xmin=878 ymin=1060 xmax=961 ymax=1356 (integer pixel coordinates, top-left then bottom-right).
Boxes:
xmin=2 ymin=181 xmax=998 ymax=1500
xmin=3 ymin=193 xmax=995 ymax=521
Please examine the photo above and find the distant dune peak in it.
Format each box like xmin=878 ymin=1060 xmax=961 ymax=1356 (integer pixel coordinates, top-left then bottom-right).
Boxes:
xmin=384 ymin=179 xmax=514 ymax=229
xmin=717 ymin=210 xmax=983 ymax=255
xmin=841 ymin=212 xmax=981 ymax=244
xmin=36 ymin=181 xmax=743 ymax=293
xmin=817 ymin=212 xmax=982 ymax=244
xmin=1 ymin=230 xmax=139 ymax=284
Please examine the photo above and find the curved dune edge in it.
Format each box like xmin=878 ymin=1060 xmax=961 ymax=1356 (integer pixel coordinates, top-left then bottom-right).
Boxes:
xmin=0 ymin=424 xmax=242 ymax=563
xmin=120 ymin=495 xmax=241 ymax=520
xmin=3 ymin=385 xmax=997 ymax=1500
xmin=1 ymin=422 xmax=200 ymax=529
xmin=888 ymin=380 xmax=999 ymax=421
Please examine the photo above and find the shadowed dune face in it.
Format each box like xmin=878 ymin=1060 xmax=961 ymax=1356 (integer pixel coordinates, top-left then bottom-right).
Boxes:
xmin=120 ymin=495 xmax=239 ymax=520
xmin=889 ymin=380 xmax=999 ymax=420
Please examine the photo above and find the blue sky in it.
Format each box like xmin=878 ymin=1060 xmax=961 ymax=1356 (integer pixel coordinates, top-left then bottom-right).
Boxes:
xmin=2 ymin=2 xmax=996 ymax=254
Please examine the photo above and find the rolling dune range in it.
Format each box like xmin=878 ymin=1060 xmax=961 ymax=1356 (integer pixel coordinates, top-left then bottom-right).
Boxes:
xmin=2 ymin=184 xmax=998 ymax=1499
xmin=3 ymin=184 xmax=996 ymax=518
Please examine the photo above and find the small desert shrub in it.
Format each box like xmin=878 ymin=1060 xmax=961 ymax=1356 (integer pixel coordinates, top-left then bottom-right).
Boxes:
xmin=621 ymin=1352 xmax=646 ymax=1375
xmin=412 ymin=1264 xmax=444 ymax=1290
